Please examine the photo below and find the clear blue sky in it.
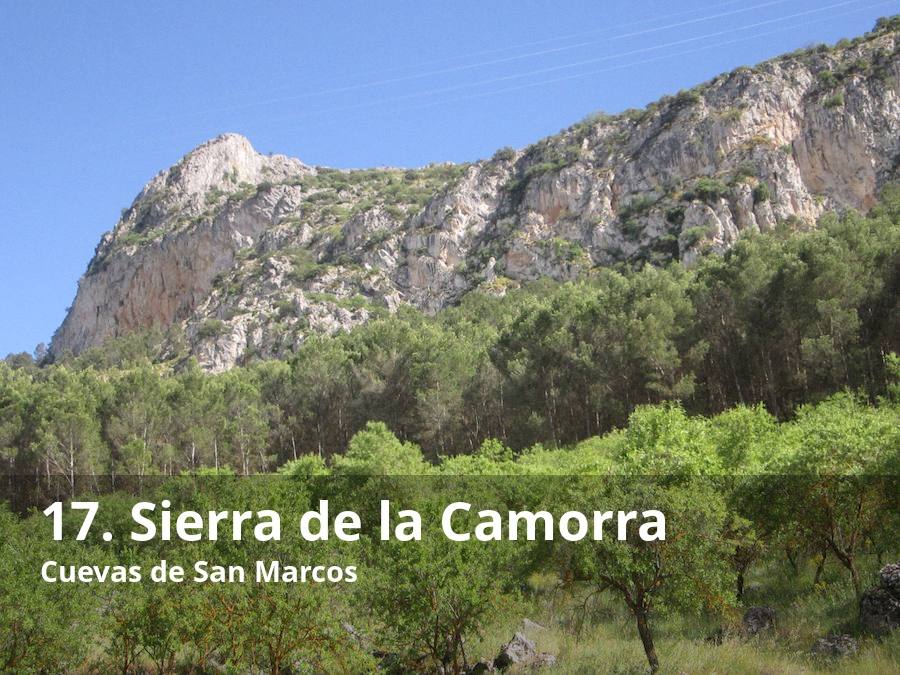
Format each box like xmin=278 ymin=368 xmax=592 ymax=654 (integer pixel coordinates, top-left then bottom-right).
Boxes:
xmin=1 ymin=0 xmax=896 ymax=356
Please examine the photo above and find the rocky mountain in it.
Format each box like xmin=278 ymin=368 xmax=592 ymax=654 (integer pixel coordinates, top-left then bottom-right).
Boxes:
xmin=51 ymin=19 xmax=900 ymax=371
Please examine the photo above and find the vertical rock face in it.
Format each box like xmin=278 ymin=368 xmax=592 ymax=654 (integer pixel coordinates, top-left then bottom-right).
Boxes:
xmin=52 ymin=134 xmax=312 ymax=356
xmin=51 ymin=23 xmax=900 ymax=370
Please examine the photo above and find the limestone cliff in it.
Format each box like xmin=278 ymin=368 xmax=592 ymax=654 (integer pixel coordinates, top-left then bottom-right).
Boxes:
xmin=51 ymin=21 xmax=900 ymax=371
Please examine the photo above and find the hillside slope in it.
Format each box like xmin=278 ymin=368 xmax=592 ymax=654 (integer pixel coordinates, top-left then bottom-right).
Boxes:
xmin=51 ymin=19 xmax=900 ymax=370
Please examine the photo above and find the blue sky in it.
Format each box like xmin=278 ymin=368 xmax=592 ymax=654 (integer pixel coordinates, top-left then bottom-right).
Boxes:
xmin=1 ymin=0 xmax=897 ymax=356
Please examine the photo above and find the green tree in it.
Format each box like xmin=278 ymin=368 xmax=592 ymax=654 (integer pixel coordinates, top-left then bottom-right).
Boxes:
xmin=31 ymin=367 xmax=106 ymax=493
xmin=566 ymin=480 xmax=732 ymax=672
xmin=333 ymin=421 xmax=428 ymax=476
xmin=764 ymin=393 xmax=900 ymax=594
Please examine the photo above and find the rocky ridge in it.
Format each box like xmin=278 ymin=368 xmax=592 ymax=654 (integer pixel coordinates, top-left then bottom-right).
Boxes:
xmin=51 ymin=20 xmax=900 ymax=371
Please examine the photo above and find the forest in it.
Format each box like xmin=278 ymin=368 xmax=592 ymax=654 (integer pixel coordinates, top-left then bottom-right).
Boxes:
xmin=0 ymin=189 xmax=898 ymax=673
xmin=2 ymin=186 xmax=899 ymax=480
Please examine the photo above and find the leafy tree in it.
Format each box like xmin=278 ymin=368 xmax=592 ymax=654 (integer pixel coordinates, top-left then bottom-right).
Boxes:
xmin=30 ymin=367 xmax=105 ymax=493
xmin=763 ymin=393 xmax=900 ymax=594
xmin=565 ymin=480 xmax=732 ymax=672
xmin=333 ymin=421 xmax=428 ymax=476
xmin=361 ymin=499 xmax=513 ymax=673
xmin=0 ymin=506 xmax=98 ymax=671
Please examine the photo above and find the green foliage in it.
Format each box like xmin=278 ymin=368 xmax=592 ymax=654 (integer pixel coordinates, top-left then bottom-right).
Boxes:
xmin=285 ymin=247 xmax=322 ymax=282
xmin=0 ymin=507 xmax=97 ymax=671
xmin=818 ymin=69 xmax=839 ymax=88
xmin=333 ymin=421 xmax=428 ymax=476
xmin=673 ymin=88 xmax=702 ymax=107
xmin=278 ymin=453 xmax=329 ymax=477
xmin=196 ymin=319 xmax=227 ymax=340
xmin=618 ymin=194 xmax=656 ymax=221
xmin=824 ymin=92 xmax=845 ymax=108
xmin=361 ymin=497 xmax=514 ymax=671
xmin=1 ymin=189 xmax=898 ymax=485
xmin=874 ymin=14 xmax=900 ymax=33
xmin=691 ymin=177 xmax=728 ymax=203
xmin=681 ymin=224 xmax=714 ymax=248
xmin=204 ymin=187 xmax=225 ymax=205
xmin=566 ymin=480 xmax=732 ymax=671
xmin=665 ymin=205 xmax=685 ymax=226
xmin=752 ymin=181 xmax=771 ymax=204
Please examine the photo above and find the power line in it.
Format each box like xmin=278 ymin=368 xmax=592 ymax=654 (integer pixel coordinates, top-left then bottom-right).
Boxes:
xmin=140 ymin=0 xmax=803 ymax=123
xmin=253 ymin=0 xmax=892 ymax=141
xmin=229 ymin=0 xmax=873 ymax=124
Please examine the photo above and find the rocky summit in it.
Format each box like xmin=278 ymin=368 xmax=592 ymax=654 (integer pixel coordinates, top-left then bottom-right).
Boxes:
xmin=51 ymin=21 xmax=900 ymax=371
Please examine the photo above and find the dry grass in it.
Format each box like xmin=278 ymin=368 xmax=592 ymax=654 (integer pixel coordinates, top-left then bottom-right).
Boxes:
xmin=466 ymin=555 xmax=900 ymax=674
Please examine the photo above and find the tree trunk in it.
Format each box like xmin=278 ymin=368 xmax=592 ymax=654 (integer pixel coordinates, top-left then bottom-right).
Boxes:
xmin=634 ymin=609 xmax=659 ymax=673
xmin=813 ymin=548 xmax=827 ymax=586
xmin=785 ymin=545 xmax=799 ymax=574
xmin=828 ymin=542 xmax=861 ymax=596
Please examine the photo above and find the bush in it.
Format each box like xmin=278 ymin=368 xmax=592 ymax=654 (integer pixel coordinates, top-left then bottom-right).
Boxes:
xmin=619 ymin=194 xmax=656 ymax=221
xmin=693 ymin=177 xmax=728 ymax=203
xmin=673 ymin=88 xmax=702 ymax=107
xmin=197 ymin=319 xmax=227 ymax=340
xmin=665 ymin=205 xmax=685 ymax=225
xmin=492 ymin=146 xmax=516 ymax=162
xmin=753 ymin=181 xmax=771 ymax=204
xmin=817 ymin=70 xmax=838 ymax=88
xmin=286 ymin=249 xmax=322 ymax=282
xmin=682 ymin=224 xmax=715 ymax=248
xmin=824 ymin=92 xmax=845 ymax=108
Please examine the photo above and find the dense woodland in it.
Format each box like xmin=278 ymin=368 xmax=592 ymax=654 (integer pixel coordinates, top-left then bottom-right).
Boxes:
xmin=0 ymin=190 xmax=898 ymax=673
xmin=2 ymin=186 xmax=898 ymax=480
xmin=1 ymin=391 xmax=898 ymax=673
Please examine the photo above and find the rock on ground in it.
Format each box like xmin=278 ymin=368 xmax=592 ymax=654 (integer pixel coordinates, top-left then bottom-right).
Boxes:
xmin=493 ymin=632 xmax=557 ymax=670
xmin=742 ymin=606 xmax=776 ymax=636
xmin=811 ymin=634 xmax=859 ymax=658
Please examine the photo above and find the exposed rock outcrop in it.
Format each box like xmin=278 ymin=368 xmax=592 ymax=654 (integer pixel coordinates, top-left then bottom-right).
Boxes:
xmin=811 ymin=634 xmax=859 ymax=658
xmin=860 ymin=561 xmax=900 ymax=635
xmin=743 ymin=606 xmax=777 ymax=636
xmin=51 ymin=22 xmax=900 ymax=370
xmin=493 ymin=632 xmax=556 ymax=670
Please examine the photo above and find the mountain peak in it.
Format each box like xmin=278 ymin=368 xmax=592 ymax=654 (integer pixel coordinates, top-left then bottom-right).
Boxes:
xmin=50 ymin=20 xmax=900 ymax=368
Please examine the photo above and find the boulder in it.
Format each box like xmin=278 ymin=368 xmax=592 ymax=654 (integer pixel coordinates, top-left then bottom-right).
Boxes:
xmin=879 ymin=562 xmax=900 ymax=600
xmin=531 ymin=653 xmax=558 ymax=668
xmin=742 ymin=606 xmax=776 ymax=636
xmin=859 ymin=586 xmax=900 ymax=636
xmin=494 ymin=633 xmax=536 ymax=669
xmin=811 ymin=634 xmax=858 ymax=658
xmin=467 ymin=659 xmax=496 ymax=674
xmin=493 ymin=632 xmax=556 ymax=670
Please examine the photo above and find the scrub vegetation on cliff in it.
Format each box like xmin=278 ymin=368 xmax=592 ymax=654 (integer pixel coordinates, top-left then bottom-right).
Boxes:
xmin=47 ymin=17 xmax=900 ymax=371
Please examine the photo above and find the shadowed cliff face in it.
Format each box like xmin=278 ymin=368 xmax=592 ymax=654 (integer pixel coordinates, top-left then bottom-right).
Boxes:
xmin=52 ymin=27 xmax=900 ymax=371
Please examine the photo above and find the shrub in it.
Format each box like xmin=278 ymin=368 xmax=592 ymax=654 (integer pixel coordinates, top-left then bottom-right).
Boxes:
xmin=275 ymin=299 xmax=298 ymax=319
xmin=197 ymin=319 xmax=227 ymax=340
xmin=693 ymin=177 xmax=728 ymax=203
xmin=720 ymin=107 xmax=743 ymax=123
xmin=682 ymin=224 xmax=715 ymax=248
xmin=874 ymin=15 xmax=900 ymax=33
xmin=619 ymin=194 xmax=656 ymax=221
xmin=674 ymin=89 xmax=702 ymax=107
xmin=753 ymin=181 xmax=772 ymax=205
xmin=666 ymin=206 xmax=685 ymax=226
xmin=492 ymin=146 xmax=516 ymax=162
xmin=817 ymin=70 xmax=838 ymax=88
xmin=286 ymin=249 xmax=322 ymax=282
xmin=824 ymin=92 xmax=845 ymax=108
xmin=204 ymin=187 xmax=225 ymax=205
